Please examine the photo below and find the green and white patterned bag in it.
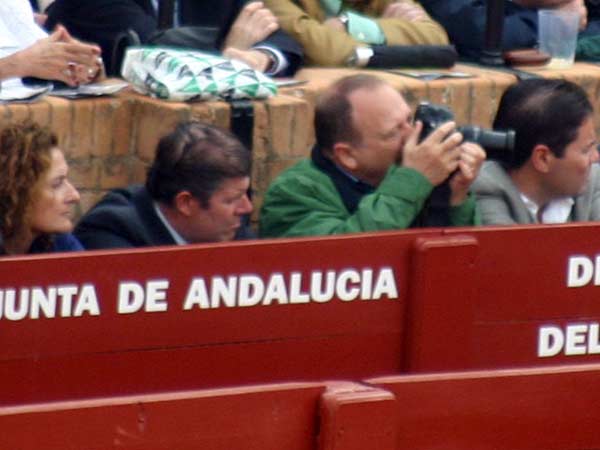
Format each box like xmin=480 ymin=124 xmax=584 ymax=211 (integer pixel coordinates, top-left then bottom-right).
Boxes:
xmin=121 ymin=46 xmax=278 ymax=102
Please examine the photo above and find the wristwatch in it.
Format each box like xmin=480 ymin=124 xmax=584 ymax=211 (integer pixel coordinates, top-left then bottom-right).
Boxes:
xmin=256 ymin=49 xmax=277 ymax=73
xmin=347 ymin=46 xmax=374 ymax=67
xmin=338 ymin=13 xmax=349 ymax=30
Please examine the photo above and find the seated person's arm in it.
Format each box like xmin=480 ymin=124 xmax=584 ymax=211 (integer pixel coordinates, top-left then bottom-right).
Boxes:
xmin=263 ymin=0 xmax=448 ymax=66
xmin=402 ymin=122 xmax=483 ymax=227
xmin=0 ymin=26 xmax=101 ymax=85
xmin=471 ymin=165 xmax=519 ymax=225
xmin=259 ymin=163 xmax=436 ymax=237
xmin=514 ymin=0 xmax=586 ymax=28
xmin=447 ymin=142 xmax=483 ymax=226
xmin=74 ymin=195 xmax=139 ymax=250
xmin=260 ymin=126 xmax=483 ymax=237
xmin=38 ymin=0 xmax=56 ymax=12
xmin=220 ymin=1 xmax=302 ymax=76
xmin=513 ymin=0 xmax=573 ymax=7
xmin=473 ymin=191 xmax=518 ymax=225
xmin=75 ymin=224 xmax=137 ymax=249
xmin=376 ymin=1 xmax=449 ymax=46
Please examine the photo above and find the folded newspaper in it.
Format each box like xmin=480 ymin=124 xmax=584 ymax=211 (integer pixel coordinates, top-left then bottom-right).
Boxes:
xmin=49 ymin=81 xmax=129 ymax=99
xmin=121 ymin=47 xmax=278 ymax=102
xmin=0 ymin=80 xmax=49 ymax=103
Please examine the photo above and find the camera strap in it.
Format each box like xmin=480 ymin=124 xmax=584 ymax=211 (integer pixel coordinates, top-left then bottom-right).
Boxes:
xmin=410 ymin=184 xmax=453 ymax=228
xmin=229 ymin=99 xmax=254 ymax=228
xmin=229 ymin=99 xmax=254 ymax=159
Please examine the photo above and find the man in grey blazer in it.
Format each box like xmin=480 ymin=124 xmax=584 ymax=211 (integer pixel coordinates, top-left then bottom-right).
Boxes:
xmin=473 ymin=78 xmax=600 ymax=224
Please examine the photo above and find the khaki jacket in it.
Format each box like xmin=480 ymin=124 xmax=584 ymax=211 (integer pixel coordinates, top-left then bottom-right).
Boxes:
xmin=263 ymin=0 xmax=449 ymax=65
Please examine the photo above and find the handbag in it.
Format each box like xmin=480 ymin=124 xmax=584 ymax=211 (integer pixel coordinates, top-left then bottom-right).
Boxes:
xmin=121 ymin=46 xmax=278 ymax=102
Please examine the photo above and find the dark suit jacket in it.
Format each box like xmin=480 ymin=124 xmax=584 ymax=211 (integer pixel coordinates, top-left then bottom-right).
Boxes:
xmin=47 ymin=0 xmax=302 ymax=77
xmin=177 ymin=0 xmax=303 ymax=75
xmin=75 ymin=185 xmax=254 ymax=250
xmin=421 ymin=1 xmax=600 ymax=60
xmin=419 ymin=0 xmax=538 ymax=59
xmin=46 ymin=0 xmax=158 ymax=74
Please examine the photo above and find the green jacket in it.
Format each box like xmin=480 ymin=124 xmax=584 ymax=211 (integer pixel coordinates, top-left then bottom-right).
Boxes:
xmin=259 ymin=158 xmax=479 ymax=238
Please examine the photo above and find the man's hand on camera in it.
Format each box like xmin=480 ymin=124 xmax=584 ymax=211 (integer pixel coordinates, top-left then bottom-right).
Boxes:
xmin=448 ymin=142 xmax=486 ymax=206
xmin=402 ymin=121 xmax=463 ymax=186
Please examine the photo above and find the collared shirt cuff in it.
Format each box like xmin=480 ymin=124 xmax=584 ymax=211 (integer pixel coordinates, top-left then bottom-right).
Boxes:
xmin=345 ymin=10 xmax=386 ymax=45
xmin=252 ymin=45 xmax=289 ymax=76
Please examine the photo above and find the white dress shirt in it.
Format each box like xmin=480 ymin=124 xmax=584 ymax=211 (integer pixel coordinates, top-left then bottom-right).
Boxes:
xmin=0 ymin=0 xmax=47 ymax=59
xmin=520 ymin=193 xmax=575 ymax=224
xmin=0 ymin=0 xmax=47 ymax=88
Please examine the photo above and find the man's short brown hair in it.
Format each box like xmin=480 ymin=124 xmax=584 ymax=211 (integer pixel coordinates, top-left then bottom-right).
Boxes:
xmin=314 ymin=74 xmax=388 ymax=154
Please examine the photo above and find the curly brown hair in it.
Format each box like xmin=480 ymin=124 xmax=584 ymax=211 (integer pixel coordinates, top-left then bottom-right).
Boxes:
xmin=0 ymin=120 xmax=57 ymax=239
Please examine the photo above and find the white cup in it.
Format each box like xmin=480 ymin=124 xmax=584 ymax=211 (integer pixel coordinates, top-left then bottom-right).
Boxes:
xmin=538 ymin=9 xmax=580 ymax=69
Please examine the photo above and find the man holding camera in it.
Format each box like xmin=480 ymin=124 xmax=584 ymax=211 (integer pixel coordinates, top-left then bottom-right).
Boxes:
xmin=473 ymin=78 xmax=600 ymax=224
xmin=259 ymin=74 xmax=485 ymax=238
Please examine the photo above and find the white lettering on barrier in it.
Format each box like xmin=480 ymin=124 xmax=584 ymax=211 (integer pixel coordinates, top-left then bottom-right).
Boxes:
xmin=336 ymin=270 xmax=361 ymax=301
xmin=183 ymin=267 xmax=398 ymax=310
xmin=0 ymin=267 xmax=398 ymax=320
xmin=567 ymin=255 xmax=600 ymax=287
xmin=263 ymin=274 xmax=288 ymax=305
xmin=118 ymin=280 xmax=170 ymax=314
xmin=0 ymin=284 xmax=100 ymax=321
xmin=538 ymin=323 xmax=600 ymax=357
xmin=239 ymin=275 xmax=264 ymax=307
xmin=212 ymin=276 xmax=236 ymax=308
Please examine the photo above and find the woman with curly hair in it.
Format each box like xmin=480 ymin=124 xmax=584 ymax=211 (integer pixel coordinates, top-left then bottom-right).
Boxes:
xmin=0 ymin=120 xmax=82 ymax=254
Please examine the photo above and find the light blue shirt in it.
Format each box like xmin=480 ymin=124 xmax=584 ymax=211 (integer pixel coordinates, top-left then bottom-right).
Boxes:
xmin=320 ymin=0 xmax=386 ymax=45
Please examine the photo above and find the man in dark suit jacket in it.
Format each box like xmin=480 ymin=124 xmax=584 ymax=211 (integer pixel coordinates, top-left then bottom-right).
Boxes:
xmin=420 ymin=0 xmax=592 ymax=60
xmin=178 ymin=0 xmax=302 ymax=75
xmin=45 ymin=0 xmax=302 ymax=76
xmin=75 ymin=121 xmax=254 ymax=249
xmin=45 ymin=0 xmax=156 ymax=75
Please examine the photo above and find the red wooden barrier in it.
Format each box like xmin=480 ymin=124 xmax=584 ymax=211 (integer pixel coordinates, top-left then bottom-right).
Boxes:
xmin=0 ymin=231 xmax=430 ymax=405
xmin=6 ymin=363 xmax=600 ymax=450
xmin=367 ymin=363 xmax=600 ymax=450
xmin=411 ymin=224 xmax=600 ymax=371
xmin=4 ymin=223 xmax=600 ymax=405
xmin=0 ymin=382 xmax=325 ymax=450
xmin=0 ymin=380 xmax=398 ymax=450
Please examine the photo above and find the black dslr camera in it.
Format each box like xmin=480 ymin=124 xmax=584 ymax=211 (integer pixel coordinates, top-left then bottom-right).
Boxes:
xmin=415 ymin=102 xmax=515 ymax=161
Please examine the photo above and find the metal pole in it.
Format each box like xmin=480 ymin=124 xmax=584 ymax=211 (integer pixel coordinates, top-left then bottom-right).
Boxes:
xmin=157 ymin=0 xmax=175 ymax=29
xmin=479 ymin=0 xmax=505 ymax=66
